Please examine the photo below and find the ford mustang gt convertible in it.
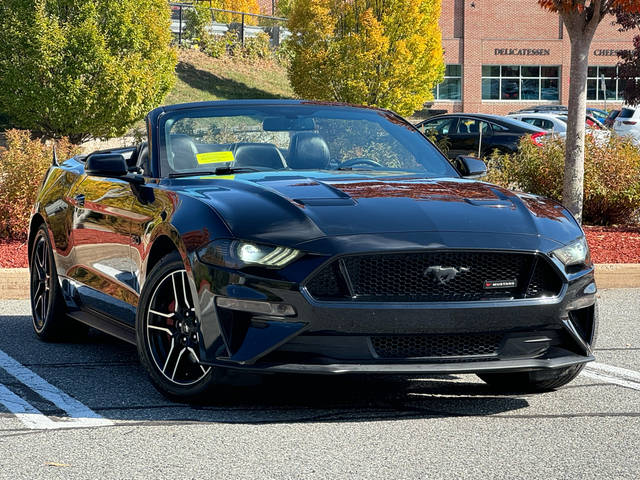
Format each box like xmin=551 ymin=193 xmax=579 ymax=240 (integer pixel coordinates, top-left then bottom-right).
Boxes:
xmin=28 ymin=100 xmax=597 ymax=400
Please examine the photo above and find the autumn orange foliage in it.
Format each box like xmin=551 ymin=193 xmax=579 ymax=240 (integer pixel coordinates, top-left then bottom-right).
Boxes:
xmin=538 ymin=0 xmax=640 ymax=14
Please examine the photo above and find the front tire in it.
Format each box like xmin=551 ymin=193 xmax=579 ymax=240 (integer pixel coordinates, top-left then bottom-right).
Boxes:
xmin=477 ymin=364 xmax=585 ymax=392
xmin=136 ymin=252 xmax=217 ymax=401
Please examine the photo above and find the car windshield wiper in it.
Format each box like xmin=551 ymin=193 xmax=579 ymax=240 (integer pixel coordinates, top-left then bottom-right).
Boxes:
xmin=168 ymin=167 xmax=259 ymax=178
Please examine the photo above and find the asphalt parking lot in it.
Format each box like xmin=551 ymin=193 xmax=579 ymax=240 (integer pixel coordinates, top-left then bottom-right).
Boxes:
xmin=0 ymin=289 xmax=639 ymax=479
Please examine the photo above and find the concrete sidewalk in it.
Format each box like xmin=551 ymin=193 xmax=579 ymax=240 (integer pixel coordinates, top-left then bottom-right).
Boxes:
xmin=2 ymin=265 xmax=639 ymax=300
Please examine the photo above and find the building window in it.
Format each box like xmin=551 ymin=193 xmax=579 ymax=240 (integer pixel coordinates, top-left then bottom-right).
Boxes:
xmin=587 ymin=66 xmax=637 ymax=101
xmin=434 ymin=64 xmax=462 ymax=101
xmin=481 ymin=65 xmax=560 ymax=101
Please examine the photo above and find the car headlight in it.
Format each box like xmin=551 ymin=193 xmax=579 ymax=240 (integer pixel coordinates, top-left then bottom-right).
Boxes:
xmin=197 ymin=239 xmax=302 ymax=269
xmin=552 ymin=236 xmax=590 ymax=267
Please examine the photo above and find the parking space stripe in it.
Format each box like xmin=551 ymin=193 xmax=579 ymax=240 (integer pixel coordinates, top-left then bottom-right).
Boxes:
xmin=585 ymin=362 xmax=640 ymax=383
xmin=0 ymin=348 xmax=113 ymax=429
xmin=0 ymin=383 xmax=59 ymax=430
xmin=581 ymin=369 xmax=640 ymax=392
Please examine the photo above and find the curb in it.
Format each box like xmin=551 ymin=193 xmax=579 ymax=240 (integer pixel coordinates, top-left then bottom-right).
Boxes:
xmin=2 ymin=264 xmax=640 ymax=300
xmin=593 ymin=263 xmax=640 ymax=289
xmin=0 ymin=268 xmax=30 ymax=300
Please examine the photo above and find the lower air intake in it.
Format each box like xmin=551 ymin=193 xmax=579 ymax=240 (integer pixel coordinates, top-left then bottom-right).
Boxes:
xmin=370 ymin=333 xmax=503 ymax=359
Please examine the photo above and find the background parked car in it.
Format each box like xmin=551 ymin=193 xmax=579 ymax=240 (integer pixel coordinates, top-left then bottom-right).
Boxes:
xmin=613 ymin=107 xmax=640 ymax=143
xmin=512 ymin=105 xmax=568 ymax=115
xmin=507 ymin=113 xmax=567 ymax=134
xmin=604 ymin=109 xmax=621 ymax=129
xmin=587 ymin=108 xmax=609 ymax=124
xmin=416 ymin=114 xmax=546 ymax=158
xmin=510 ymin=112 xmax=610 ymax=145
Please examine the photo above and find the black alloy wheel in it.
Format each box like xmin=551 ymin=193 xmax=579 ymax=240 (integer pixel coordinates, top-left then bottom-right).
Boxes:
xmin=30 ymin=224 xmax=84 ymax=341
xmin=137 ymin=253 xmax=216 ymax=400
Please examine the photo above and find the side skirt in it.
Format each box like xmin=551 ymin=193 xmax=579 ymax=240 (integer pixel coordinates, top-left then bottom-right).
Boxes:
xmin=67 ymin=308 xmax=137 ymax=345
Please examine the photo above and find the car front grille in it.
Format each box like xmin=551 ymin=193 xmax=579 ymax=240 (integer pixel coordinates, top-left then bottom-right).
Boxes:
xmin=370 ymin=333 xmax=503 ymax=359
xmin=304 ymin=251 xmax=563 ymax=302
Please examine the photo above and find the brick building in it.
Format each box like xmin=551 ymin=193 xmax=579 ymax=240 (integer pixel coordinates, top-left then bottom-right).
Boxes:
xmin=432 ymin=0 xmax=637 ymax=114
xmin=256 ymin=0 xmax=275 ymax=15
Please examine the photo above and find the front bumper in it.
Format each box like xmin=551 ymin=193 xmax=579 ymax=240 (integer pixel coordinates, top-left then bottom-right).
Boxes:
xmin=215 ymin=354 xmax=595 ymax=375
xmin=191 ymin=255 xmax=598 ymax=375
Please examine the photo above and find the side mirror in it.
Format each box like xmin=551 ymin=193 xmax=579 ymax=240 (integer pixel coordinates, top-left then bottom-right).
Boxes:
xmin=85 ymin=153 xmax=128 ymax=177
xmin=85 ymin=153 xmax=144 ymax=184
xmin=454 ymin=155 xmax=487 ymax=179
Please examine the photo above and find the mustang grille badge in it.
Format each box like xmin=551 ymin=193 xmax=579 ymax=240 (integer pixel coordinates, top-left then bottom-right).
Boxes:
xmin=424 ymin=266 xmax=470 ymax=285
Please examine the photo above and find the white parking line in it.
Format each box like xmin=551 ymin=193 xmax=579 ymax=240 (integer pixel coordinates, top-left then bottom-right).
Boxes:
xmin=0 ymin=383 xmax=59 ymax=430
xmin=0 ymin=348 xmax=113 ymax=429
xmin=583 ymin=362 xmax=640 ymax=391
xmin=586 ymin=362 xmax=640 ymax=383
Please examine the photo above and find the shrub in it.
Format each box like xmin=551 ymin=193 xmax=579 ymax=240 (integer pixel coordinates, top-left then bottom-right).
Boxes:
xmin=0 ymin=0 xmax=176 ymax=143
xmin=183 ymin=2 xmax=212 ymax=42
xmin=203 ymin=32 xmax=231 ymax=58
xmin=486 ymin=135 xmax=640 ymax=225
xmin=243 ymin=33 xmax=273 ymax=60
xmin=0 ymin=130 xmax=80 ymax=240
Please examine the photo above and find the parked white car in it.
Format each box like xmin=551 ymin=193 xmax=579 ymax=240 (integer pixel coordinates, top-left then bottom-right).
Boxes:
xmin=507 ymin=113 xmax=567 ymax=134
xmin=613 ymin=107 xmax=640 ymax=143
xmin=509 ymin=112 xmax=610 ymax=145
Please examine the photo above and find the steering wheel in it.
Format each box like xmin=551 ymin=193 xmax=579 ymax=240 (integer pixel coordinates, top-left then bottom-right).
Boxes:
xmin=338 ymin=158 xmax=385 ymax=169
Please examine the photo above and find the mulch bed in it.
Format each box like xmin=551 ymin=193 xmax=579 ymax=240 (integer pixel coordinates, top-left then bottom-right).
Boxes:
xmin=0 ymin=239 xmax=28 ymax=268
xmin=583 ymin=226 xmax=640 ymax=264
xmin=1 ymin=226 xmax=639 ymax=268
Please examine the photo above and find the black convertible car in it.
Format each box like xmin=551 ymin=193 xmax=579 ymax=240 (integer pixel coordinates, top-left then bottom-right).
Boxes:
xmin=29 ymin=100 xmax=597 ymax=400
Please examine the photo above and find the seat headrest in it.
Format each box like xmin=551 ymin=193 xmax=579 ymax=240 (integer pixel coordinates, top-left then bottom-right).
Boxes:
xmin=233 ymin=143 xmax=285 ymax=169
xmin=170 ymin=134 xmax=199 ymax=171
xmin=287 ymin=132 xmax=330 ymax=170
xmin=137 ymin=143 xmax=149 ymax=175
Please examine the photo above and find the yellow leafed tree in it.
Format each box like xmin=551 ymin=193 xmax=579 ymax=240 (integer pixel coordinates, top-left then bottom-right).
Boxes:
xmin=213 ymin=0 xmax=260 ymax=24
xmin=287 ymin=0 xmax=444 ymax=117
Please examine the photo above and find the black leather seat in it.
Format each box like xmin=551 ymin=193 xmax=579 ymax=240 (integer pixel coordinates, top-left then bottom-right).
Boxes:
xmin=233 ymin=143 xmax=286 ymax=169
xmin=128 ymin=141 xmax=149 ymax=175
xmin=287 ymin=132 xmax=330 ymax=170
xmin=137 ymin=143 xmax=150 ymax=175
xmin=170 ymin=134 xmax=199 ymax=171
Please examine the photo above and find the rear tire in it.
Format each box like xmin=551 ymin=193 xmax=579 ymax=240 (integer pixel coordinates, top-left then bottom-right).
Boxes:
xmin=30 ymin=224 xmax=88 ymax=341
xmin=136 ymin=252 xmax=219 ymax=402
xmin=477 ymin=364 xmax=585 ymax=392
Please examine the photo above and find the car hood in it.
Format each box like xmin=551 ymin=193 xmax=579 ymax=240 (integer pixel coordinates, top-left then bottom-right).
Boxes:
xmin=171 ymin=171 xmax=582 ymax=251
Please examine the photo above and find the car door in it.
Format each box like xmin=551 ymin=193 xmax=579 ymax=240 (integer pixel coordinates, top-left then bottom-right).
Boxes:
xmin=519 ymin=117 xmax=555 ymax=132
xmin=418 ymin=117 xmax=458 ymax=146
xmin=449 ymin=118 xmax=493 ymax=158
xmin=66 ymin=173 xmax=138 ymax=325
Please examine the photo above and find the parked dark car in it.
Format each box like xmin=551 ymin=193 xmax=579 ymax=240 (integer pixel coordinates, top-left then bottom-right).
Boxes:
xmin=29 ymin=100 xmax=596 ymax=401
xmin=416 ymin=113 xmax=546 ymax=158
xmin=586 ymin=108 xmax=609 ymax=124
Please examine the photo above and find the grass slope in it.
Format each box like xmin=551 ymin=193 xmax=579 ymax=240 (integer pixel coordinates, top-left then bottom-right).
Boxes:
xmin=165 ymin=49 xmax=294 ymax=105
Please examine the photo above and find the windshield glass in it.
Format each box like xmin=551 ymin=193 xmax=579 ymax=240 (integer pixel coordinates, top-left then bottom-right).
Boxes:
xmin=159 ymin=104 xmax=457 ymax=178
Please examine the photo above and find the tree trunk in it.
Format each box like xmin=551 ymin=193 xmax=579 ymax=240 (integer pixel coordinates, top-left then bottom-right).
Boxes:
xmin=563 ymin=37 xmax=591 ymax=223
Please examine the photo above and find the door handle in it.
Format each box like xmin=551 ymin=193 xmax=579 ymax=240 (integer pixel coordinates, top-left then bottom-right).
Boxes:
xmin=73 ymin=194 xmax=85 ymax=207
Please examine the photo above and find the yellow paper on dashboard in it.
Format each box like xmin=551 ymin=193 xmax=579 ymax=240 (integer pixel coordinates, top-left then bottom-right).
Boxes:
xmin=196 ymin=151 xmax=234 ymax=164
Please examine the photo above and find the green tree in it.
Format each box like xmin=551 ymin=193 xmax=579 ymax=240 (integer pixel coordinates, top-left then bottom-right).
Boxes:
xmin=287 ymin=0 xmax=444 ymax=117
xmin=538 ymin=0 xmax=640 ymax=223
xmin=0 ymin=0 xmax=177 ymax=143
